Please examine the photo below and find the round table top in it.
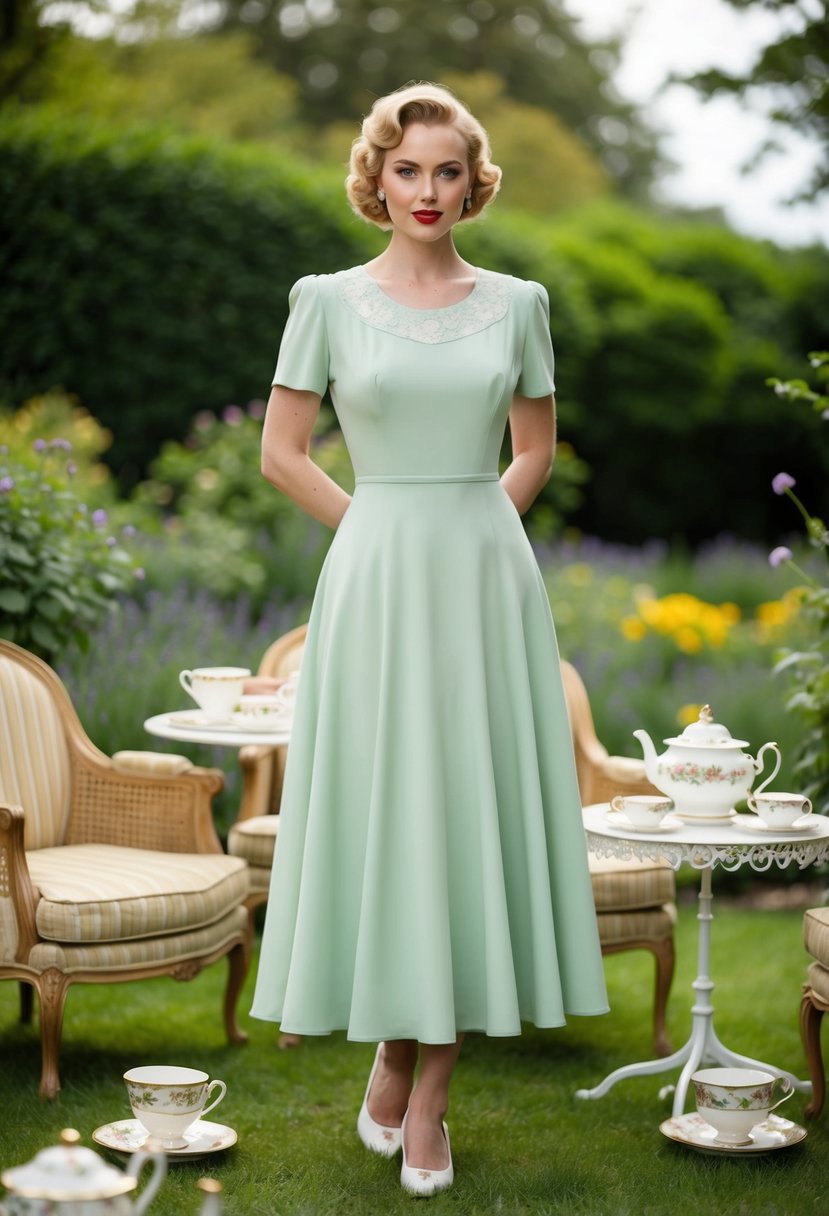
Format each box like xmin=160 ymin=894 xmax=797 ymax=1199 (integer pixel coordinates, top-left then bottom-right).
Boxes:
xmin=583 ymin=802 xmax=829 ymax=873
xmin=144 ymin=711 xmax=292 ymax=749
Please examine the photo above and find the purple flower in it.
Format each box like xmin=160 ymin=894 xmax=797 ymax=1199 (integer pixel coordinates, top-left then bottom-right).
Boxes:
xmin=772 ymin=472 xmax=796 ymax=495
xmin=106 ymin=536 xmax=117 ymax=546
xmin=122 ymin=524 xmax=137 ymax=538
xmin=67 ymin=461 xmax=77 ymax=476
xmin=247 ymin=399 xmax=266 ymax=420
xmin=193 ymin=410 xmax=215 ymax=432
xmin=33 ymin=438 xmax=47 ymax=452
xmin=769 ymin=546 xmax=793 ymax=568
xmin=91 ymin=508 xmax=108 ymax=526
xmin=50 ymin=437 xmax=72 ymax=451
xmin=134 ymin=567 xmax=146 ymax=581
xmin=222 ymin=404 xmax=244 ymax=426
xmin=0 ymin=475 xmax=14 ymax=492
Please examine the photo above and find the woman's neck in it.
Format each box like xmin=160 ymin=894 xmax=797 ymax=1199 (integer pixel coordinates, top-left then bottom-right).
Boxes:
xmin=369 ymin=232 xmax=473 ymax=285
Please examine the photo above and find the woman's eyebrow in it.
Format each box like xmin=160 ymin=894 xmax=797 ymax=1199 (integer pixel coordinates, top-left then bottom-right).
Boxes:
xmin=391 ymin=158 xmax=464 ymax=168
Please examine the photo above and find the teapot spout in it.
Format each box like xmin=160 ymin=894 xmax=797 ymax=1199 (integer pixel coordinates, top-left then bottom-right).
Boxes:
xmin=632 ymin=728 xmax=658 ymax=782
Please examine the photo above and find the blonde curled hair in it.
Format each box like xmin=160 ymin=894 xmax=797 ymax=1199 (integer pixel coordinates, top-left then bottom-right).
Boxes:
xmin=346 ymin=82 xmax=501 ymax=230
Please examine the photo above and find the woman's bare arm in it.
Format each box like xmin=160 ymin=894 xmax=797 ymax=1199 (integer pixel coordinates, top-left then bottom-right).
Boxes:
xmin=261 ymin=384 xmax=352 ymax=528
xmin=500 ymin=393 xmax=556 ymax=515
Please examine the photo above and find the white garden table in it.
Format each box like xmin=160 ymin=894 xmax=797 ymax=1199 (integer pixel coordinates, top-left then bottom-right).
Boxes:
xmin=578 ymin=802 xmax=829 ymax=1117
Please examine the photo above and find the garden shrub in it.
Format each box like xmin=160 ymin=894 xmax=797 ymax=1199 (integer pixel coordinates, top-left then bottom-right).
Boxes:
xmin=0 ymin=106 xmax=376 ymax=480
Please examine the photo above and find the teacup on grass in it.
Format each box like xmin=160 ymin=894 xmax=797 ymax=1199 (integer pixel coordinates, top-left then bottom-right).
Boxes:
xmin=692 ymin=1067 xmax=793 ymax=1145
xmin=124 ymin=1065 xmax=227 ymax=1149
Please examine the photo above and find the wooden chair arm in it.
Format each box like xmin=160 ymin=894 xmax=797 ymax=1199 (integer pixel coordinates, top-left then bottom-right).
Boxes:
xmin=236 ymin=744 xmax=280 ymax=822
xmin=582 ymin=755 xmax=658 ymax=806
xmin=0 ymin=804 xmax=40 ymax=961
xmin=66 ymin=754 xmax=226 ymax=854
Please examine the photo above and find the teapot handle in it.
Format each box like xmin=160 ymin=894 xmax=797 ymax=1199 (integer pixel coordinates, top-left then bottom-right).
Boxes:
xmin=753 ymin=741 xmax=782 ymax=797
xmin=128 ymin=1147 xmax=167 ymax=1215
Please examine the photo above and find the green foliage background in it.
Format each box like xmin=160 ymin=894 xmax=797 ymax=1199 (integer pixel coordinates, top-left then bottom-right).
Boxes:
xmin=1 ymin=105 xmax=826 ymax=543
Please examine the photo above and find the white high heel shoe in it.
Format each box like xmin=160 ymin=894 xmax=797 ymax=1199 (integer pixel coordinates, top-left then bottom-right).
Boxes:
xmin=357 ymin=1043 xmax=403 ymax=1157
xmin=400 ymin=1111 xmax=454 ymax=1197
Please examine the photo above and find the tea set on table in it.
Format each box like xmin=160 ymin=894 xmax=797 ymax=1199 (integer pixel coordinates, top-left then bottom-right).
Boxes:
xmin=174 ymin=666 xmax=296 ymax=733
xmin=600 ymin=705 xmax=820 ymax=1157
xmin=0 ymin=1066 xmax=232 ymax=1213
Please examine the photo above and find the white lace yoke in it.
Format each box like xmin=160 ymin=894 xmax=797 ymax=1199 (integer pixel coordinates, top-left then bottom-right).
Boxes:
xmin=333 ymin=266 xmax=513 ymax=344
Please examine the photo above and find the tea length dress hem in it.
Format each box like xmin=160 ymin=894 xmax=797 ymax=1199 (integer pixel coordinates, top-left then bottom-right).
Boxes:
xmin=250 ymin=266 xmax=609 ymax=1042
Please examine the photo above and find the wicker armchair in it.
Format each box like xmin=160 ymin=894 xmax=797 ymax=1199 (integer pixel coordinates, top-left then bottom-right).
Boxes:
xmin=0 ymin=641 xmax=250 ymax=1098
xmin=228 ymin=627 xmax=676 ymax=1055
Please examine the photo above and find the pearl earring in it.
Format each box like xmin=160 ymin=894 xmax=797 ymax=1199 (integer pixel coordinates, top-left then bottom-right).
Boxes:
xmin=464 ymin=195 xmax=472 ymax=211
xmin=377 ymin=189 xmax=386 ymax=203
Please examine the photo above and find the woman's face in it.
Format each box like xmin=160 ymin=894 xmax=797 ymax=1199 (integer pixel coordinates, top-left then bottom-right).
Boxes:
xmin=377 ymin=122 xmax=471 ymax=240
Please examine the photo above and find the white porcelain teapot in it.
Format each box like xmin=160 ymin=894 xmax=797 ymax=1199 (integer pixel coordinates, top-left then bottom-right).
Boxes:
xmin=633 ymin=705 xmax=781 ymax=819
xmin=0 ymin=1129 xmax=166 ymax=1216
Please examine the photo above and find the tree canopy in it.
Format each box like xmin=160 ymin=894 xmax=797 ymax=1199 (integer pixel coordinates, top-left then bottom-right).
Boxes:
xmin=683 ymin=0 xmax=829 ymax=199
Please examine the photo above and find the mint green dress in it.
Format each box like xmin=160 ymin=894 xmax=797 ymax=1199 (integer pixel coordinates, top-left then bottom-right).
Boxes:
xmin=251 ymin=266 xmax=609 ymax=1041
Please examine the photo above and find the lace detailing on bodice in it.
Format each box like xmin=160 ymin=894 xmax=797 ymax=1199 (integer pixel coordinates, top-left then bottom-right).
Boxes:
xmin=334 ymin=266 xmax=513 ymax=344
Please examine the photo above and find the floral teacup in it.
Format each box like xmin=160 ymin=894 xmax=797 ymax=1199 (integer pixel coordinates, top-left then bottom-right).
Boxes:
xmin=692 ymin=1067 xmax=793 ymax=1145
xmin=124 ymin=1066 xmax=227 ymax=1149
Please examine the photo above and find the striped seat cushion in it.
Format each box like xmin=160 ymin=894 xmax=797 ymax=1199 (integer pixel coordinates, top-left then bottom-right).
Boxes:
xmin=596 ymin=904 xmax=676 ymax=947
xmin=807 ymin=961 xmax=829 ymax=1005
xmin=228 ymin=815 xmax=279 ymax=870
xmin=27 ymin=845 xmax=249 ymax=943
xmin=804 ymin=906 xmax=829 ymax=967
xmin=28 ymin=906 xmax=248 ymax=973
xmin=589 ymin=853 xmax=675 ymax=912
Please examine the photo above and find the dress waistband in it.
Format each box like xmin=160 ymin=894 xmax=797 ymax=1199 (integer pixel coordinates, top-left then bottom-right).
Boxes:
xmin=355 ymin=473 xmax=500 ymax=485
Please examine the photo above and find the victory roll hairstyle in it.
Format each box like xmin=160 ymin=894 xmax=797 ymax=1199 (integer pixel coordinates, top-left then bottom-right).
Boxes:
xmin=346 ymin=82 xmax=502 ymax=230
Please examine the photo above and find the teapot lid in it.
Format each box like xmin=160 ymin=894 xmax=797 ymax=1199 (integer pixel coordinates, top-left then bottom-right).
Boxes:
xmin=0 ymin=1129 xmax=137 ymax=1201
xmin=664 ymin=705 xmax=749 ymax=749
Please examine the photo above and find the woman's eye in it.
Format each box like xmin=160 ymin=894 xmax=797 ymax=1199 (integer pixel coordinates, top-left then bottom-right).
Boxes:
xmin=440 ymin=168 xmax=459 ymax=178
xmin=397 ymin=167 xmax=416 ymax=177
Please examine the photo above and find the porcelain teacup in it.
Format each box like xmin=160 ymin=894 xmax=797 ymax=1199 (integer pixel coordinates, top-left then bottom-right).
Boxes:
xmin=610 ymin=794 xmax=673 ymax=829
xmin=178 ymin=667 xmax=250 ymax=721
xmin=692 ymin=1067 xmax=794 ymax=1145
xmin=124 ymin=1066 xmax=227 ymax=1149
xmin=747 ymin=791 xmax=812 ymax=828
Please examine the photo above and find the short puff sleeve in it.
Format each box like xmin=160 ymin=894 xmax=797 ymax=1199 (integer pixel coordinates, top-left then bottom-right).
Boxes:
xmin=272 ymin=276 xmax=330 ymax=397
xmin=516 ymin=280 xmax=555 ymax=398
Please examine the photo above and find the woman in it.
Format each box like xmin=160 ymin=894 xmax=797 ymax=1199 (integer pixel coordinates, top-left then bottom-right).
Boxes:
xmin=251 ymin=82 xmax=608 ymax=1196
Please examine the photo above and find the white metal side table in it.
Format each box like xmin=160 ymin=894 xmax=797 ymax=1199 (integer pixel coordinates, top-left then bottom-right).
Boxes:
xmin=578 ymin=802 xmax=829 ymax=1117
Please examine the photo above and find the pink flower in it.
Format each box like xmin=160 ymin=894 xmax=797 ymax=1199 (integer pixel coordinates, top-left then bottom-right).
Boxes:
xmin=772 ymin=472 xmax=796 ymax=495
xmin=769 ymin=546 xmax=793 ymax=568
xmin=247 ymin=399 xmax=266 ymax=420
xmin=193 ymin=410 xmax=215 ymax=432
xmin=222 ymin=404 xmax=245 ymax=426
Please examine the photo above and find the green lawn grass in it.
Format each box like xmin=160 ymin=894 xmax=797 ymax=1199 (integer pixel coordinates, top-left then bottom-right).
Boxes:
xmin=1 ymin=895 xmax=826 ymax=1215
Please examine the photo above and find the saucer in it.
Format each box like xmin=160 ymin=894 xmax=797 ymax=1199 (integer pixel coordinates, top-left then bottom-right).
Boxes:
xmin=659 ymin=1112 xmax=806 ymax=1156
xmin=166 ymin=711 xmax=234 ymax=730
xmin=92 ymin=1119 xmax=237 ymax=1161
xmin=738 ymin=814 xmax=817 ymax=834
xmin=604 ymin=810 xmax=682 ymax=834
xmin=675 ymin=808 xmax=737 ymax=823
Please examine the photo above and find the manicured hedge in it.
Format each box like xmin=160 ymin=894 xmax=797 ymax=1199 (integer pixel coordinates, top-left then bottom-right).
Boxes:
xmin=0 ymin=107 xmax=377 ymax=479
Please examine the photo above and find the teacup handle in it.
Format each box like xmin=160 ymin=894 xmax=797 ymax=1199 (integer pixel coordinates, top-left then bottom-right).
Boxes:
xmin=768 ymin=1075 xmax=795 ymax=1112
xmin=610 ymin=795 xmax=625 ymax=814
xmin=800 ymin=797 xmax=813 ymax=818
xmin=179 ymin=670 xmax=194 ymax=695
xmin=128 ymin=1147 xmax=167 ymax=1216
xmin=200 ymin=1078 xmax=227 ymax=1120
xmin=752 ymin=741 xmax=782 ymax=797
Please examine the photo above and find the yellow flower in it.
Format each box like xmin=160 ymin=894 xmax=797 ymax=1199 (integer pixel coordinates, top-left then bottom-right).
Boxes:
xmin=620 ymin=616 xmax=647 ymax=642
xmin=677 ymin=704 xmax=702 ymax=728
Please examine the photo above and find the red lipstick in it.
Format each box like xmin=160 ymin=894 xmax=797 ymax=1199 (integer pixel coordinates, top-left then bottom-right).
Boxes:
xmin=413 ymin=211 xmax=442 ymax=224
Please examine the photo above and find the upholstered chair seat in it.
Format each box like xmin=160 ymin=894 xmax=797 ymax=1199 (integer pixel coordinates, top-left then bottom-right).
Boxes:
xmin=0 ymin=641 xmax=250 ymax=1098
